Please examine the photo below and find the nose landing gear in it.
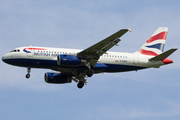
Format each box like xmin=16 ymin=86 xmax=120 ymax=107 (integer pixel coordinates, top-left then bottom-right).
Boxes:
xmin=26 ymin=67 xmax=31 ymax=79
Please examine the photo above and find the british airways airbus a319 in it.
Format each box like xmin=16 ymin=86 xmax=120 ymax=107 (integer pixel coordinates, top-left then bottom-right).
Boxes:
xmin=2 ymin=27 xmax=177 ymax=89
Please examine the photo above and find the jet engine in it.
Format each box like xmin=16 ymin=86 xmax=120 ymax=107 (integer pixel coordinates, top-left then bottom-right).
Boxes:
xmin=57 ymin=55 xmax=86 ymax=66
xmin=45 ymin=72 xmax=72 ymax=84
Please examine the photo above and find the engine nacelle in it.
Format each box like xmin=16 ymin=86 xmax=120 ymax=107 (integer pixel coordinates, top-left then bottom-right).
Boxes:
xmin=57 ymin=55 xmax=86 ymax=66
xmin=45 ymin=72 xmax=72 ymax=84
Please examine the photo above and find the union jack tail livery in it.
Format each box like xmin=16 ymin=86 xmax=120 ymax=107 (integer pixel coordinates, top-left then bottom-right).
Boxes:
xmin=138 ymin=27 xmax=168 ymax=56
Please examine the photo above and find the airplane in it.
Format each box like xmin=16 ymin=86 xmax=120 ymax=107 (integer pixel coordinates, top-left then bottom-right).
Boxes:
xmin=2 ymin=27 xmax=177 ymax=89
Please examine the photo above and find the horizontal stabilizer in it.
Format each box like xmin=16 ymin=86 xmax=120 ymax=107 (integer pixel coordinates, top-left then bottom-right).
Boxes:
xmin=149 ymin=48 xmax=177 ymax=61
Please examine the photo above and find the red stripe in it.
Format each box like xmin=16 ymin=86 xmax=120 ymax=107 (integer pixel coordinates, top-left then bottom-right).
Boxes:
xmin=146 ymin=32 xmax=167 ymax=43
xmin=138 ymin=49 xmax=158 ymax=56
xmin=24 ymin=48 xmax=47 ymax=50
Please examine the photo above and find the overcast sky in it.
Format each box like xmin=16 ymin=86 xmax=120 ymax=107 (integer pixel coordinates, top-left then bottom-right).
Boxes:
xmin=0 ymin=0 xmax=180 ymax=120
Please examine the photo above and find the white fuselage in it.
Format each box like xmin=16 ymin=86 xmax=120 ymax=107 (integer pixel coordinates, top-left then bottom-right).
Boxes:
xmin=2 ymin=46 xmax=166 ymax=74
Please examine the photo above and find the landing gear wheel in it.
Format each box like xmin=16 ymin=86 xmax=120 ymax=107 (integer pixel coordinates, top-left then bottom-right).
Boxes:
xmin=87 ymin=69 xmax=94 ymax=77
xmin=26 ymin=74 xmax=30 ymax=79
xmin=26 ymin=67 xmax=31 ymax=79
xmin=77 ymin=81 xmax=84 ymax=89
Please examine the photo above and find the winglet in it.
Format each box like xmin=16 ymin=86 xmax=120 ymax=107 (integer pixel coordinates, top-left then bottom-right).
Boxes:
xmin=128 ymin=27 xmax=132 ymax=32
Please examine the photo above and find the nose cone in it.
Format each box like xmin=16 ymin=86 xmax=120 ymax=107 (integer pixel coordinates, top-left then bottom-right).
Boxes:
xmin=162 ymin=58 xmax=173 ymax=64
xmin=2 ymin=55 xmax=7 ymax=63
xmin=2 ymin=54 xmax=11 ymax=64
xmin=2 ymin=56 xmax=4 ymax=62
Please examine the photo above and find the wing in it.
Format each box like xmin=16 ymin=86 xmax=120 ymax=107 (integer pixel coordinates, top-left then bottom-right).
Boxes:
xmin=77 ymin=28 xmax=131 ymax=67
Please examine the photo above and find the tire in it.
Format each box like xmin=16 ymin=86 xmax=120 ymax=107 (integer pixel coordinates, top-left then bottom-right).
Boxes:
xmin=87 ymin=69 xmax=94 ymax=77
xmin=77 ymin=81 xmax=84 ymax=89
xmin=26 ymin=74 xmax=30 ymax=79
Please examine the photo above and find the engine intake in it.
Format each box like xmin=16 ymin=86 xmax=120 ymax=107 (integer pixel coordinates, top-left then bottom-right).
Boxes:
xmin=57 ymin=55 xmax=86 ymax=66
xmin=45 ymin=72 xmax=72 ymax=84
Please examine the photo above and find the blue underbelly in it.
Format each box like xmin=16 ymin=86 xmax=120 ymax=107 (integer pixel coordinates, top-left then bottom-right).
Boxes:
xmin=3 ymin=58 xmax=146 ymax=72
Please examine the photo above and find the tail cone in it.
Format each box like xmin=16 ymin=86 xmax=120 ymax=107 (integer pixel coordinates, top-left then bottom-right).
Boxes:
xmin=162 ymin=58 xmax=173 ymax=64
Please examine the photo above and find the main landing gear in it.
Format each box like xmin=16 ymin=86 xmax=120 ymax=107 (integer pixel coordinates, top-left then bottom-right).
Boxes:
xmin=76 ymin=69 xmax=94 ymax=89
xmin=26 ymin=67 xmax=31 ymax=79
xmin=77 ymin=81 xmax=84 ymax=89
xmin=87 ymin=69 xmax=94 ymax=77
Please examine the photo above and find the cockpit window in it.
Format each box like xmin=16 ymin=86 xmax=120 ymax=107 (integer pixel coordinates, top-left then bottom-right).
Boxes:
xmin=10 ymin=50 xmax=16 ymax=52
xmin=10 ymin=49 xmax=20 ymax=52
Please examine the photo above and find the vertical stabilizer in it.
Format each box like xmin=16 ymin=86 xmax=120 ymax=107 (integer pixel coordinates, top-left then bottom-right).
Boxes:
xmin=138 ymin=27 xmax=168 ymax=56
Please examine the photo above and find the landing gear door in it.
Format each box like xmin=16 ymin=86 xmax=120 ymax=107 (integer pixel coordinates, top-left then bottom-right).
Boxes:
xmin=133 ymin=54 xmax=139 ymax=65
